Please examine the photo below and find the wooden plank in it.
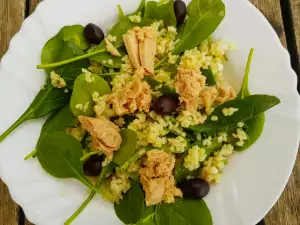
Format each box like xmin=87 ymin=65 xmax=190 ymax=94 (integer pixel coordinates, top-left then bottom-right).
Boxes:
xmin=0 ymin=0 xmax=26 ymax=224
xmin=29 ymin=0 xmax=40 ymax=14
xmin=249 ymin=1 xmax=300 ymax=224
xmin=250 ymin=0 xmax=287 ymax=47
xmin=290 ymin=0 xmax=300 ymax=69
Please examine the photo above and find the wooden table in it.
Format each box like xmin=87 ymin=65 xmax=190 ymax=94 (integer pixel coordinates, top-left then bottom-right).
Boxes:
xmin=0 ymin=0 xmax=299 ymax=224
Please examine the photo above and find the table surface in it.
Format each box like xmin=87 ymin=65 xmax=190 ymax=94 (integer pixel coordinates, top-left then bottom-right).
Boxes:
xmin=0 ymin=0 xmax=299 ymax=225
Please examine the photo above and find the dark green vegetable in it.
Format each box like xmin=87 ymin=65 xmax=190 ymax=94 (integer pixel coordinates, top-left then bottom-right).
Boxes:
xmin=40 ymin=25 xmax=88 ymax=74
xmin=175 ymin=165 xmax=198 ymax=183
xmin=135 ymin=206 xmax=156 ymax=225
xmin=189 ymin=94 xmax=280 ymax=133
xmin=143 ymin=0 xmax=177 ymax=27
xmin=201 ymin=67 xmax=216 ymax=86
xmin=70 ymin=73 xmax=111 ymax=116
xmin=37 ymin=131 xmax=105 ymax=195
xmin=37 ymin=1 xmax=146 ymax=70
xmin=113 ymin=129 xmax=138 ymax=166
xmin=0 ymin=83 xmax=70 ymax=143
xmin=118 ymin=4 xmax=125 ymax=19
xmin=155 ymin=199 xmax=213 ymax=225
xmin=155 ymin=0 xmax=225 ymax=68
xmin=114 ymin=180 xmax=145 ymax=224
xmin=234 ymin=48 xmax=267 ymax=151
xmin=65 ymin=163 xmax=116 ymax=225
xmin=89 ymin=50 xmax=124 ymax=68
xmin=55 ymin=59 xmax=89 ymax=89
xmin=84 ymin=23 xmax=105 ymax=45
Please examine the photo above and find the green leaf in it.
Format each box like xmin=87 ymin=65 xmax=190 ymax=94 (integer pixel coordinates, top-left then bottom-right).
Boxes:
xmin=172 ymin=0 xmax=225 ymax=55
xmin=55 ymin=59 xmax=89 ymax=89
xmin=0 ymin=84 xmax=70 ymax=143
xmin=64 ymin=163 xmax=116 ymax=225
xmin=201 ymin=67 xmax=216 ymax=86
xmin=143 ymin=0 xmax=177 ymax=27
xmin=62 ymin=25 xmax=89 ymax=50
xmin=114 ymin=180 xmax=145 ymax=224
xmin=70 ymin=73 xmax=111 ymax=116
xmin=40 ymin=25 xmax=88 ymax=74
xmin=237 ymin=48 xmax=254 ymax=99
xmin=37 ymin=131 xmax=105 ymax=194
xmin=113 ymin=129 xmax=138 ymax=166
xmin=135 ymin=206 xmax=156 ymax=225
xmin=118 ymin=4 xmax=125 ymax=19
xmin=89 ymin=51 xmax=124 ymax=68
xmin=235 ymin=114 xmax=265 ymax=152
xmin=189 ymin=95 xmax=280 ymax=133
xmin=175 ymin=165 xmax=198 ymax=183
xmin=36 ymin=105 xmax=76 ymax=147
xmin=155 ymin=199 xmax=212 ymax=225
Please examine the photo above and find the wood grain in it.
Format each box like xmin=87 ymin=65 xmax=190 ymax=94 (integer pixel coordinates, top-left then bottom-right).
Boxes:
xmin=0 ymin=0 xmax=25 ymax=224
xmin=29 ymin=0 xmax=40 ymax=14
xmin=24 ymin=1 xmax=40 ymax=224
xmin=290 ymin=0 xmax=300 ymax=68
xmin=248 ymin=1 xmax=300 ymax=224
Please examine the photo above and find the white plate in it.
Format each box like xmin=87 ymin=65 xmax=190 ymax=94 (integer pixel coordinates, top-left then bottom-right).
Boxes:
xmin=0 ymin=0 xmax=299 ymax=224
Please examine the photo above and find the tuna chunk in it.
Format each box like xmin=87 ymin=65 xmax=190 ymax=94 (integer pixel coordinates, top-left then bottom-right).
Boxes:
xmin=123 ymin=31 xmax=141 ymax=69
xmin=105 ymin=38 xmax=121 ymax=57
xmin=123 ymin=27 xmax=157 ymax=75
xmin=139 ymin=150 xmax=182 ymax=206
xmin=78 ymin=116 xmax=122 ymax=155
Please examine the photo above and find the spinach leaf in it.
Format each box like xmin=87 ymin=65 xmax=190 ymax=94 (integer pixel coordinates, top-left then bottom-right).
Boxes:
xmin=37 ymin=131 xmax=105 ymax=195
xmin=201 ymin=67 xmax=216 ymax=86
xmin=189 ymin=95 xmax=279 ymax=133
xmin=143 ymin=0 xmax=177 ymax=27
xmin=113 ymin=129 xmax=138 ymax=166
xmin=135 ymin=206 xmax=156 ymax=225
xmin=55 ymin=59 xmax=89 ymax=89
xmin=118 ymin=4 xmax=125 ymax=19
xmin=65 ymin=162 xmax=116 ymax=225
xmin=89 ymin=51 xmax=124 ymax=68
xmin=144 ymin=77 xmax=178 ymax=98
xmin=172 ymin=0 xmax=225 ymax=55
xmin=175 ymin=165 xmax=198 ymax=183
xmin=36 ymin=105 xmax=76 ymax=147
xmin=237 ymin=48 xmax=254 ymax=99
xmin=70 ymin=73 xmax=111 ymax=116
xmin=114 ymin=180 xmax=145 ymax=224
xmin=155 ymin=199 xmax=212 ymax=225
xmin=40 ymin=25 xmax=88 ymax=74
xmin=25 ymin=105 xmax=76 ymax=160
xmin=235 ymin=114 xmax=265 ymax=152
xmin=62 ymin=25 xmax=89 ymax=50
xmin=0 ymin=83 xmax=70 ymax=142
xmin=234 ymin=48 xmax=267 ymax=152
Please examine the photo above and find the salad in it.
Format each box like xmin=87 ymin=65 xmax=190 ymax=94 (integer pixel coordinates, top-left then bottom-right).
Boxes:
xmin=0 ymin=0 xmax=280 ymax=224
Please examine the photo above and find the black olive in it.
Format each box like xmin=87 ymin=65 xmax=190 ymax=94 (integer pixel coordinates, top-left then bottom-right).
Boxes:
xmin=84 ymin=23 xmax=104 ymax=45
xmin=152 ymin=96 xmax=178 ymax=115
xmin=174 ymin=0 xmax=187 ymax=26
xmin=179 ymin=178 xmax=210 ymax=199
xmin=83 ymin=154 xmax=104 ymax=176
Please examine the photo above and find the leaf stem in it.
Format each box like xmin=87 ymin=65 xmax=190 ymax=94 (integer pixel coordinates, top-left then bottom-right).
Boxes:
xmin=78 ymin=176 xmax=106 ymax=197
xmin=0 ymin=113 xmax=30 ymax=142
xmin=239 ymin=48 xmax=254 ymax=99
xmin=37 ymin=48 xmax=106 ymax=69
xmin=154 ymin=55 xmax=169 ymax=69
xmin=24 ymin=149 xmax=37 ymax=160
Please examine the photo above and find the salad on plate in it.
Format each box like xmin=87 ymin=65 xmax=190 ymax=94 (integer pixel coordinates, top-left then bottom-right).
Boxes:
xmin=0 ymin=0 xmax=280 ymax=224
